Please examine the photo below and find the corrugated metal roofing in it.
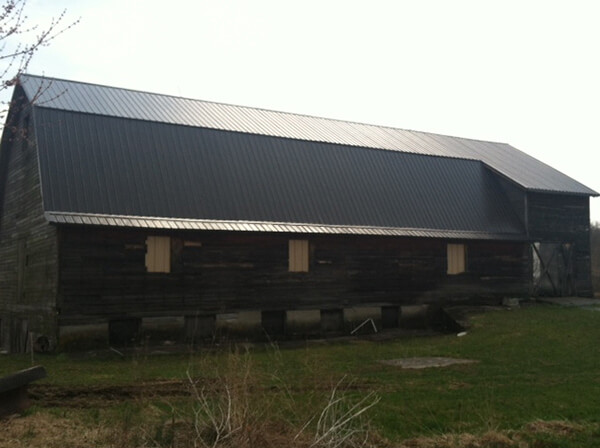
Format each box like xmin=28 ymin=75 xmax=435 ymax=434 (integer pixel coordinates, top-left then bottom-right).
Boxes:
xmin=20 ymin=74 xmax=597 ymax=196
xmin=44 ymin=212 xmax=527 ymax=241
xmin=33 ymin=107 xmax=526 ymax=238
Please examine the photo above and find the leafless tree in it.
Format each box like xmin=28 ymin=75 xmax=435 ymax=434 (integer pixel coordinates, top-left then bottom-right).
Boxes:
xmin=0 ymin=0 xmax=78 ymax=120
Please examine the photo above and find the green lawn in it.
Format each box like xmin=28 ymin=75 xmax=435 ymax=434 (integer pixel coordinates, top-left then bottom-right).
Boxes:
xmin=2 ymin=304 xmax=600 ymax=447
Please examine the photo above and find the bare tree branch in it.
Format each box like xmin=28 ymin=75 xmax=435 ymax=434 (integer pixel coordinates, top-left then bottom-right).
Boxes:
xmin=0 ymin=0 xmax=79 ymax=124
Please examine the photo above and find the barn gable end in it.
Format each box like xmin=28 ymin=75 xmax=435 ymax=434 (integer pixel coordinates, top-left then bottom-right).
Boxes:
xmin=0 ymin=88 xmax=58 ymax=353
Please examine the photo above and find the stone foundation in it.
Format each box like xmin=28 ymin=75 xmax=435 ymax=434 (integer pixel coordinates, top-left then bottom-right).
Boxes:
xmin=56 ymin=303 xmax=461 ymax=350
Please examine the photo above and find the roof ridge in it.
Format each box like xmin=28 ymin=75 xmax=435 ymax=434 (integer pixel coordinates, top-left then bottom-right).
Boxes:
xmin=20 ymin=73 xmax=508 ymax=146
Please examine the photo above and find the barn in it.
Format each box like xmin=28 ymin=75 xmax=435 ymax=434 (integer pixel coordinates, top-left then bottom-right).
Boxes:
xmin=0 ymin=74 xmax=596 ymax=352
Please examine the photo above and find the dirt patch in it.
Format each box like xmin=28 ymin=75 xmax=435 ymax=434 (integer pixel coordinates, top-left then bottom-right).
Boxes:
xmin=29 ymin=379 xmax=190 ymax=408
xmin=29 ymin=378 xmax=378 ymax=409
xmin=379 ymin=357 xmax=478 ymax=369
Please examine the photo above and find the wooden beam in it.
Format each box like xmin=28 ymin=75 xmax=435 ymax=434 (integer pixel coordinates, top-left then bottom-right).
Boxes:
xmin=0 ymin=365 xmax=47 ymax=419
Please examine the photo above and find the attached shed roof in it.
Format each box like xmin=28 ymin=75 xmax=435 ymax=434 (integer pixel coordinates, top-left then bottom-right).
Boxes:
xmin=20 ymin=74 xmax=597 ymax=197
xmin=43 ymin=211 xmax=522 ymax=241
xmin=9 ymin=75 xmax=594 ymax=240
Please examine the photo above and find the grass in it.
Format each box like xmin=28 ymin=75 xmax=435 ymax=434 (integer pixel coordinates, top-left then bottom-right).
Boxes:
xmin=2 ymin=304 xmax=600 ymax=446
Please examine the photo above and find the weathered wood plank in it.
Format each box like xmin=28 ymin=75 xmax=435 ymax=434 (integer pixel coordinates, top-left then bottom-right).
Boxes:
xmin=0 ymin=366 xmax=47 ymax=418
xmin=0 ymin=366 xmax=47 ymax=394
xmin=0 ymin=107 xmax=58 ymax=352
xmin=528 ymin=192 xmax=593 ymax=296
xmin=57 ymin=227 xmax=530 ymax=324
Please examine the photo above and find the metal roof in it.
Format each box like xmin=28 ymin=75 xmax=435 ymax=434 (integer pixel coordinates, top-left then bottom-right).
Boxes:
xmin=32 ymin=107 xmax=525 ymax=239
xmin=20 ymin=74 xmax=597 ymax=196
xmin=44 ymin=212 xmax=527 ymax=241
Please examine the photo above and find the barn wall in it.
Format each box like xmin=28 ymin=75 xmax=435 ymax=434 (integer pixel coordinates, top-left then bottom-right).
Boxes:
xmin=527 ymin=192 xmax=593 ymax=296
xmin=494 ymin=174 xmax=527 ymax=228
xmin=57 ymin=226 xmax=530 ymax=344
xmin=0 ymin=106 xmax=58 ymax=352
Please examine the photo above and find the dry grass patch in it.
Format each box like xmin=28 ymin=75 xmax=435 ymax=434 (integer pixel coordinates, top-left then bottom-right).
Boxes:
xmin=399 ymin=431 xmax=522 ymax=448
xmin=0 ymin=408 xmax=381 ymax=448
xmin=397 ymin=420 xmax=595 ymax=448
xmin=2 ymin=414 xmax=594 ymax=448
xmin=523 ymin=420 xmax=585 ymax=437
xmin=0 ymin=413 xmax=112 ymax=448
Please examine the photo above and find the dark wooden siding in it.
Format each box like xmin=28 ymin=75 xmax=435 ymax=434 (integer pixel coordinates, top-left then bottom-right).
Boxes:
xmin=495 ymin=174 xmax=527 ymax=228
xmin=528 ymin=193 xmax=590 ymax=242
xmin=527 ymin=192 xmax=593 ymax=296
xmin=57 ymin=227 xmax=530 ymax=324
xmin=0 ymin=108 xmax=58 ymax=352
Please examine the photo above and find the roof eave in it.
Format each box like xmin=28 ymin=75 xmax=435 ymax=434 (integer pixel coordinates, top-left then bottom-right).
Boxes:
xmin=44 ymin=211 xmax=529 ymax=242
xmin=527 ymin=188 xmax=599 ymax=197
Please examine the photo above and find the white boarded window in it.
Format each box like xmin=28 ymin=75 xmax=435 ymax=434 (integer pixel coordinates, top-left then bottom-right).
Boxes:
xmin=289 ymin=239 xmax=309 ymax=272
xmin=146 ymin=236 xmax=171 ymax=273
xmin=447 ymin=243 xmax=466 ymax=275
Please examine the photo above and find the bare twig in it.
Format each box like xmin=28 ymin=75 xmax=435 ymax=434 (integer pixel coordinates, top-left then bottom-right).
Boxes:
xmin=0 ymin=0 xmax=79 ymax=123
xmin=295 ymin=375 xmax=380 ymax=448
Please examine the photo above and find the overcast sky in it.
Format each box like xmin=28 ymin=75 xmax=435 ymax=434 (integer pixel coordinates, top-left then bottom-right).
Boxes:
xmin=13 ymin=0 xmax=600 ymax=221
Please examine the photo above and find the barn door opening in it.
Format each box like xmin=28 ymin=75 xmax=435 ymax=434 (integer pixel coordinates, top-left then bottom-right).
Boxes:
xmin=531 ymin=242 xmax=575 ymax=297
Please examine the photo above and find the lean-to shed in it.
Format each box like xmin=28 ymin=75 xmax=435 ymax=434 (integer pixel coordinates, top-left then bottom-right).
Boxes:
xmin=0 ymin=75 xmax=596 ymax=351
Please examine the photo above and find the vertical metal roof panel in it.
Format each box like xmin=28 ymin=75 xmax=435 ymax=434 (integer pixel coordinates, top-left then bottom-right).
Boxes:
xmin=19 ymin=74 xmax=597 ymax=196
xmin=32 ymin=107 xmax=529 ymax=236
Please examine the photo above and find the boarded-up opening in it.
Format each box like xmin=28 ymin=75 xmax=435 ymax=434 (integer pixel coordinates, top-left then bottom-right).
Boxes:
xmin=146 ymin=236 xmax=171 ymax=273
xmin=321 ymin=309 xmax=343 ymax=333
xmin=109 ymin=318 xmax=141 ymax=346
xmin=261 ymin=311 xmax=286 ymax=336
xmin=289 ymin=239 xmax=309 ymax=272
xmin=185 ymin=315 xmax=216 ymax=340
xmin=447 ymin=243 xmax=466 ymax=275
xmin=382 ymin=306 xmax=399 ymax=329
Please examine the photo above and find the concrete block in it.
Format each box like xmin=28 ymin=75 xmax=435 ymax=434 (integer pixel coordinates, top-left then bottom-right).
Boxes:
xmin=59 ymin=323 xmax=109 ymax=350
xmin=400 ymin=305 xmax=429 ymax=329
xmin=216 ymin=311 xmax=262 ymax=335
xmin=286 ymin=310 xmax=320 ymax=335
